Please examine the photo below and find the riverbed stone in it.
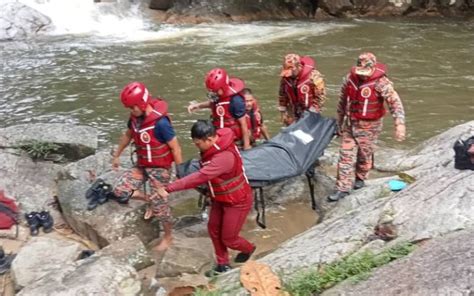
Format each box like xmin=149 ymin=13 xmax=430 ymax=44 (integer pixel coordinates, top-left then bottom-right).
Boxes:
xmin=0 ymin=2 xmax=52 ymax=41
xmin=0 ymin=151 xmax=63 ymax=220
xmin=11 ymin=236 xmax=83 ymax=290
xmin=322 ymin=229 xmax=474 ymax=296
xmin=0 ymin=123 xmax=98 ymax=161
xmin=214 ymin=121 xmax=474 ymax=292
xmin=96 ymin=235 xmax=154 ymax=271
xmin=156 ymin=234 xmax=214 ymax=278
xmin=16 ymin=256 xmax=141 ymax=296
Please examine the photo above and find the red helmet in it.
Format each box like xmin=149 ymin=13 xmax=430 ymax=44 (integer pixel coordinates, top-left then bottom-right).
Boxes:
xmin=120 ymin=82 xmax=150 ymax=111
xmin=205 ymin=68 xmax=229 ymax=92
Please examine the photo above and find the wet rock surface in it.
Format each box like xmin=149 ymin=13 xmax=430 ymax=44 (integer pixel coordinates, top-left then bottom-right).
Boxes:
xmin=0 ymin=2 xmax=52 ymax=41
xmin=16 ymin=256 xmax=141 ymax=296
xmin=322 ymin=229 xmax=474 ymax=296
xmin=96 ymin=235 xmax=154 ymax=271
xmin=11 ymin=236 xmax=83 ymax=290
xmin=149 ymin=0 xmax=474 ymax=23
xmin=216 ymin=121 xmax=474 ymax=294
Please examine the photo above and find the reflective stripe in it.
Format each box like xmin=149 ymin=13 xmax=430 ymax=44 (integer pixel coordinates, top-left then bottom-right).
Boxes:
xmin=152 ymin=110 xmax=162 ymax=117
xmin=139 ymin=126 xmax=154 ymax=133
xmin=208 ymin=181 xmax=215 ymax=198
xmin=211 ymin=173 xmax=243 ymax=187
xmin=213 ymin=179 xmax=246 ymax=195
xmin=362 ymin=99 xmax=368 ymax=116
xmin=137 ymin=150 xmax=171 ymax=159
xmin=135 ymin=143 xmax=167 ymax=150
xmin=146 ymin=144 xmax=152 ymax=162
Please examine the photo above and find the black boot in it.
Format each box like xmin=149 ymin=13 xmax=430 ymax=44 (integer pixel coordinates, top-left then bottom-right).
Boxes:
xmin=353 ymin=178 xmax=365 ymax=190
xmin=204 ymin=264 xmax=232 ymax=277
xmin=25 ymin=212 xmax=40 ymax=236
xmin=107 ymin=191 xmax=130 ymax=204
xmin=86 ymin=179 xmax=110 ymax=210
xmin=0 ymin=249 xmax=15 ymax=275
xmin=235 ymin=245 xmax=256 ymax=263
xmin=327 ymin=191 xmax=350 ymax=202
xmin=37 ymin=211 xmax=54 ymax=233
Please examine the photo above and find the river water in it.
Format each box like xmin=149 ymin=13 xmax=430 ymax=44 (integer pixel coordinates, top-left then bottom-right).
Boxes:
xmin=1 ymin=1 xmax=473 ymax=263
xmin=1 ymin=13 xmax=473 ymax=158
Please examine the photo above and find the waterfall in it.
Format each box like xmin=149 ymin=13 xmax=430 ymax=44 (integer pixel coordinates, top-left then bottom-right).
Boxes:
xmin=16 ymin=0 xmax=152 ymax=36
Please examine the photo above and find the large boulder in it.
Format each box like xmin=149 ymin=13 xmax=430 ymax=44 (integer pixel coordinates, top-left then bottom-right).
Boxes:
xmin=0 ymin=151 xmax=63 ymax=218
xmin=0 ymin=123 xmax=98 ymax=161
xmin=156 ymin=234 xmax=214 ymax=278
xmin=323 ymin=229 xmax=474 ymax=296
xmin=11 ymin=236 xmax=84 ymax=290
xmin=157 ymin=0 xmax=317 ymax=23
xmin=16 ymin=256 xmax=141 ymax=296
xmin=0 ymin=2 xmax=52 ymax=41
xmin=56 ymin=150 xmax=161 ymax=248
xmin=215 ymin=121 xmax=474 ymax=291
xmin=0 ymin=123 xmax=98 ymax=220
xmin=96 ymin=235 xmax=154 ymax=270
xmin=330 ymin=120 xmax=474 ymax=216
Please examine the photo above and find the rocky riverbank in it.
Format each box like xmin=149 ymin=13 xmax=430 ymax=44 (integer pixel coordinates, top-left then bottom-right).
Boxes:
xmin=148 ymin=0 xmax=474 ymax=23
xmin=0 ymin=120 xmax=472 ymax=294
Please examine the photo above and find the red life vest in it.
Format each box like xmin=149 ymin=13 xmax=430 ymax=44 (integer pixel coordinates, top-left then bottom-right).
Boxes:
xmin=245 ymin=102 xmax=263 ymax=141
xmin=200 ymin=128 xmax=251 ymax=204
xmin=129 ymin=99 xmax=174 ymax=169
xmin=281 ymin=56 xmax=317 ymax=119
xmin=346 ymin=63 xmax=387 ymax=120
xmin=211 ymin=79 xmax=245 ymax=141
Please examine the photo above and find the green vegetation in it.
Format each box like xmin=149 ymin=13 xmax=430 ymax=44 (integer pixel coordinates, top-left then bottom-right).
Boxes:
xmin=284 ymin=242 xmax=415 ymax=296
xmin=19 ymin=140 xmax=60 ymax=160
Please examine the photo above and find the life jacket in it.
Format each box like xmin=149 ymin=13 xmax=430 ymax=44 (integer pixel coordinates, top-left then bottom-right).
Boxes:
xmin=281 ymin=56 xmax=317 ymax=119
xmin=346 ymin=63 xmax=387 ymax=120
xmin=245 ymin=102 xmax=263 ymax=141
xmin=129 ymin=99 xmax=174 ymax=169
xmin=211 ymin=79 xmax=246 ymax=141
xmin=200 ymin=128 xmax=251 ymax=204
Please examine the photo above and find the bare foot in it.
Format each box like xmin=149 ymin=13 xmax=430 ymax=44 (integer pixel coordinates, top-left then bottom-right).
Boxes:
xmin=153 ymin=236 xmax=173 ymax=252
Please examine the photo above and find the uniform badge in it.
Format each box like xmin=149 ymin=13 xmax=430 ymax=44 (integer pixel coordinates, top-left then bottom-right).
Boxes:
xmin=300 ymin=85 xmax=310 ymax=94
xmin=216 ymin=105 xmax=225 ymax=117
xmin=361 ymin=87 xmax=372 ymax=98
xmin=140 ymin=131 xmax=151 ymax=144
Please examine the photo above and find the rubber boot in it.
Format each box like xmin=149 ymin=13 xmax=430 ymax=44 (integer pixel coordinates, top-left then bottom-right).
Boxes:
xmin=235 ymin=245 xmax=256 ymax=263
xmin=25 ymin=212 xmax=40 ymax=236
xmin=204 ymin=264 xmax=232 ymax=277
xmin=37 ymin=211 xmax=54 ymax=233
xmin=353 ymin=178 xmax=365 ymax=190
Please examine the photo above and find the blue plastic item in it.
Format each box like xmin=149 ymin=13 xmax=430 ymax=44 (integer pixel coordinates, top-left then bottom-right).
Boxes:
xmin=388 ymin=180 xmax=407 ymax=191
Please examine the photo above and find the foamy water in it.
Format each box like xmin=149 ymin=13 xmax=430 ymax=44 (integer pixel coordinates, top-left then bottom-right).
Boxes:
xmin=14 ymin=0 xmax=350 ymax=44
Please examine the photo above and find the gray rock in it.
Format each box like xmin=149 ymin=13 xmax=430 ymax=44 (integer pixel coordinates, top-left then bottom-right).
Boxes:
xmin=0 ymin=151 xmax=63 ymax=218
xmin=215 ymin=122 xmax=474 ymax=290
xmin=11 ymin=236 xmax=83 ymax=290
xmin=57 ymin=177 xmax=161 ymax=248
xmin=0 ymin=123 xmax=98 ymax=161
xmin=375 ymin=120 xmax=474 ymax=175
xmin=0 ymin=2 xmax=52 ymax=41
xmin=17 ymin=256 xmax=141 ymax=296
xmin=330 ymin=120 xmax=474 ymax=216
xmin=323 ymin=229 xmax=474 ymax=296
xmin=156 ymin=235 xmax=214 ymax=278
xmin=97 ymin=235 xmax=154 ymax=271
